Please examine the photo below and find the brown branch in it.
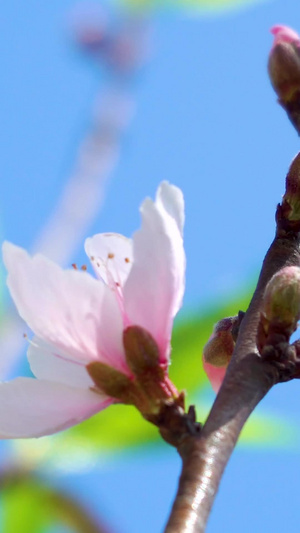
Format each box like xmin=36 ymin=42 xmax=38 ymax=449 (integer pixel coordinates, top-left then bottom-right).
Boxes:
xmin=164 ymin=201 xmax=300 ymax=530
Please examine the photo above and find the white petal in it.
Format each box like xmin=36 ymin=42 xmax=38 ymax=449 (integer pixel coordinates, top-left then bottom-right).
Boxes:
xmin=156 ymin=181 xmax=185 ymax=236
xmin=28 ymin=337 xmax=95 ymax=389
xmin=85 ymin=233 xmax=133 ymax=288
xmin=3 ymin=242 xmax=128 ymax=374
xmin=123 ymin=183 xmax=186 ymax=364
xmin=0 ymin=378 xmax=111 ymax=439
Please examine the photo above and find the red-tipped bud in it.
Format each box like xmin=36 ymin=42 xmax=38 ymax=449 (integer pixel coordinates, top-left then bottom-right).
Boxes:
xmin=268 ymin=25 xmax=300 ymax=133
xmin=268 ymin=25 xmax=300 ymax=102
xmin=202 ymin=315 xmax=243 ymax=393
xmin=261 ymin=266 xmax=300 ymax=336
xmin=203 ymin=316 xmax=238 ymax=368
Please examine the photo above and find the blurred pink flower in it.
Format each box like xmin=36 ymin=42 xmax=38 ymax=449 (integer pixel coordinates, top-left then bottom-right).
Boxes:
xmin=1 ymin=181 xmax=185 ymax=438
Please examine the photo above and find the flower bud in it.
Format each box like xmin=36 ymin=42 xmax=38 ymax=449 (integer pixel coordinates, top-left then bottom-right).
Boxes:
xmin=202 ymin=314 xmax=245 ymax=392
xmin=203 ymin=316 xmax=239 ymax=368
xmin=268 ymin=26 xmax=300 ymax=102
xmin=268 ymin=26 xmax=300 ymax=133
xmin=262 ymin=266 xmax=300 ymax=335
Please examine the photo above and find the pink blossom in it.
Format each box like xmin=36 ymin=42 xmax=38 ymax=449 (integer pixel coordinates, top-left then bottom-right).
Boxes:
xmin=1 ymin=181 xmax=185 ymax=438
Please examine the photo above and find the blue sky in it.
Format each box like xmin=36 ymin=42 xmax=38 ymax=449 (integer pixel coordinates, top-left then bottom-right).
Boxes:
xmin=1 ymin=0 xmax=300 ymax=310
xmin=2 ymin=0 xmax=300 ymax=531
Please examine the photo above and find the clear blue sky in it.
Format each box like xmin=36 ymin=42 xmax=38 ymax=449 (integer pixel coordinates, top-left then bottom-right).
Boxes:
xmin=2 ymin=0 xmax=300 ymax=532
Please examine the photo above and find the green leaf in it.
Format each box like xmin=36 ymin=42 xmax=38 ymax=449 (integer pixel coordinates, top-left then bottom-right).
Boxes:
xmin=1 ymin=478 xmax=50 ymax=533
xmin=239 ymin=411 xmax=298 ymax=449
xmin=1 ymin=473 xmax=105 ymax=533
xmin=190 ymin=397 xmax=299 ymax=450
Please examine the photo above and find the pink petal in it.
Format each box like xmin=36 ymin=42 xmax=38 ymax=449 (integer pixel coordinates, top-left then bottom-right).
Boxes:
xmin=85 ymin=233 xmax=132 ymax=288
xmin=27 ymin=337 xmax=95 ymax=389
xmin=0 ymin=378 xmax=112 ymax=439
xmin=123 ymin=182 xmax=185 ymax=364
xmin=203 ymin=360 xmax=227 ymax=393
xmin=3 ymin=242 xmax=128 ymax=374
xmin=271 ymin=25 xmax=300 ymax=47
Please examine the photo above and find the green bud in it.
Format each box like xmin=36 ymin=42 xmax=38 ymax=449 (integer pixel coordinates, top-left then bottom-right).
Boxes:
xmin=262 ymin=266 xmax=300 ymax=334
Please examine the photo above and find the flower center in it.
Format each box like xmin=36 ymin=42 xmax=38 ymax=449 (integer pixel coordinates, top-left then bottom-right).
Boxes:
xmin=89 ymin=246 xmax=132 ymax=327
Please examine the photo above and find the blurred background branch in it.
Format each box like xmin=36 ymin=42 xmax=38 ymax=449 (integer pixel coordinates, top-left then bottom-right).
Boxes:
xmin=0 ymin=4 xmax=149 ymax=379
xmin=0 ymin=468 xmax=111 ymax=533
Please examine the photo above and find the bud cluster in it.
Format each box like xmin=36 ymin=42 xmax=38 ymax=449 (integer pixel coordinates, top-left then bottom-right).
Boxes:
xmin=88 ymin=325 xmax=180 ymax=419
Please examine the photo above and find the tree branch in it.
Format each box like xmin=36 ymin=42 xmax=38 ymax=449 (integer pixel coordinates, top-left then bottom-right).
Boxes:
xmin=164 ymin=192 xmax=300 ymax=531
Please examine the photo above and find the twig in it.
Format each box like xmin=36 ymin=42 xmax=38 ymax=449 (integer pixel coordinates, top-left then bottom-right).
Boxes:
xmin=164 ymin=163 xmax=300 ymax=532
